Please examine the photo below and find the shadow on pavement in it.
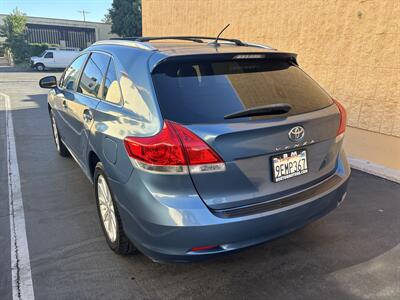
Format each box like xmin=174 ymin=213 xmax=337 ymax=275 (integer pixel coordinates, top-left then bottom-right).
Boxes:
xmin=2 ymin=90 xmax=400 ymax=300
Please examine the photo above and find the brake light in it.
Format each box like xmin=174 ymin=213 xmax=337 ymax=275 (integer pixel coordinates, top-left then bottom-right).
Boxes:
xmin=124 ymin=120 xmax=226 ymax=174
xmin=333 ymin=99 xmax=347 ymax=140
xmin=170 ymin=122 xmax=221 ymax=165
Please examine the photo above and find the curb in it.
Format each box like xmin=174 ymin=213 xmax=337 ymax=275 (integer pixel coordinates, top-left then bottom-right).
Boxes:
xmin=348 ymin=156 xmax=400 ymax=184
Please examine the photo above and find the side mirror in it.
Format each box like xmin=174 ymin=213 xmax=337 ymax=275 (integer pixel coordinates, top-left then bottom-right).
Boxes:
xmin=39 ymin=76 xmax=57 ymax=89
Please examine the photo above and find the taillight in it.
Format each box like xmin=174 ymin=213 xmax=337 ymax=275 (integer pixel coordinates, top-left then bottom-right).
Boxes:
xmin=333 ymin=99 xmax=347 ymax=142
xmin=124 ymin=120 xmax=226 ymax=174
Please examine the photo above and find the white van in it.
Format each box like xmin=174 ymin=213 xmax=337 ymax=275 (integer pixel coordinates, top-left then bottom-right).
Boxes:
xmin=30 ymin=48 xmax=80 ymax=71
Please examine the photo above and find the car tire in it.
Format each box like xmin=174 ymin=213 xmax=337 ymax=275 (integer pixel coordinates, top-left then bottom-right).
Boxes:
xmin=50 ymin=110 xmax=70 ymax=157
xmin=94 ymin=162 xmax=137 ymax=255
xmin=35 ymin=63 xmax=45 ymax=71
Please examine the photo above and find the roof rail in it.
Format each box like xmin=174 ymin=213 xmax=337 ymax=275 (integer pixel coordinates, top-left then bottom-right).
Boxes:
xmin=241 ymin=42 xmax=276 ymax=50
xmin=112 ymin=36 xmax=246 ymax=46
xmin=92 ymin=39 xmax=156 ymax=51
xmin=103 ymin=37 xmax=277 ymax=51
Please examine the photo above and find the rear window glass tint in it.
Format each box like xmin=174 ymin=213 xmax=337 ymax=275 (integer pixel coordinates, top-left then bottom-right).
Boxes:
xmin=152 ymin=59 xmax=333 ymax=124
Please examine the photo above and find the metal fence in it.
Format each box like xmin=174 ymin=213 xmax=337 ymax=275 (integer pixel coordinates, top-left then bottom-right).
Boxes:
xmin=26 ymin=23 xmax=96 ymax=50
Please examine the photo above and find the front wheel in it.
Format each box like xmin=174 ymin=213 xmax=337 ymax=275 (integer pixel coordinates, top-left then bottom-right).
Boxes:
xmin=35 ymin=63 xmax=45 ymax=71
xmin=94 ymin=162 xmax=137 ymax=255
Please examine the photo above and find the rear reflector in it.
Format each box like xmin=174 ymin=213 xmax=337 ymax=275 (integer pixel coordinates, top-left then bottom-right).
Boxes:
xmin=124 ymin=120 xmax=226 ymax=174
xmin=333 ymin=99 xmax=347 ymax=136
xmin=190 ymin=245 xmax=219 ymax=252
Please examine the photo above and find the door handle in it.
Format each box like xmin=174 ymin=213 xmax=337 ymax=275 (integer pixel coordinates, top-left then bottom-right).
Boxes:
xmin=83 ymin=109 xmax=93 ymax=122
xmin=62 ymin=100 xmax=68 ymax=109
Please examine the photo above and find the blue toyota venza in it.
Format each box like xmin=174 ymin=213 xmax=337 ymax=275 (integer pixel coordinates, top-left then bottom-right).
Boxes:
xmin=39 ymin=36 xmax=350 ymax=262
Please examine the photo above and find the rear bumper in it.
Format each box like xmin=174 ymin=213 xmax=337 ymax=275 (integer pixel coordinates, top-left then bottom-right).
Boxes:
xmin=113 ymin=150 xmax=350 ymax=263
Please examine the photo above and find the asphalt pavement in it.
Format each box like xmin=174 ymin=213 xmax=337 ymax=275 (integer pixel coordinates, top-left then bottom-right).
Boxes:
xmin=1 ymin=67 xmax=400 ymax=300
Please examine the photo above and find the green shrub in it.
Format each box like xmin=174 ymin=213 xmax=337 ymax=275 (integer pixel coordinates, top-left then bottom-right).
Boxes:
xmin=28 ymin=43 xmax=51 ymax=57
xmin=9 ymin=37 xmax=30 ymax=64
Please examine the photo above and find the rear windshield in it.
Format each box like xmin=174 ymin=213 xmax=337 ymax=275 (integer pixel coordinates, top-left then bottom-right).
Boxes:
xmin=152 ymin=59 xmax=333 ymax=124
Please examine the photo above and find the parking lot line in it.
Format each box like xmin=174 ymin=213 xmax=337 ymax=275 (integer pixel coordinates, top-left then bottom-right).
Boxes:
xmin=3 ymin=92 xmax=35 ymax=300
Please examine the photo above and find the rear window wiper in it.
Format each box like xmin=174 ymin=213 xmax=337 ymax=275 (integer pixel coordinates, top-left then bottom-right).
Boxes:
xmin=224 ymin=103 xmax=292 ymax=119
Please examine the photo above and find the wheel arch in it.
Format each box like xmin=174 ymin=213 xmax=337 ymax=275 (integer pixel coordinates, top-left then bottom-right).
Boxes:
xmin=88 ymin=150 xmax=101 ymax=180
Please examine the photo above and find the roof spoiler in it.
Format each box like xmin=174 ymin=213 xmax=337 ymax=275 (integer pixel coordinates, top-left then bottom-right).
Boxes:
xmin=150 ymin=52 xmax=298 ymax=72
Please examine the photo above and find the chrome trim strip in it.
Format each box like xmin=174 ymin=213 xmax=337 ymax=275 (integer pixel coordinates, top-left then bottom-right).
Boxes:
xmin=130 ymin=159 xmax=227 ymax=175
xmin=131 ymin=158 xmax=189 ymax=175
xmin=189 ymin=163 xmax=226 ymax=174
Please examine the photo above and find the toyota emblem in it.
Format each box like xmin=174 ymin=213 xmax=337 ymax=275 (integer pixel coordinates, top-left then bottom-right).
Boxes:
xmin=288 ymin=126 xmax=305 ymax=142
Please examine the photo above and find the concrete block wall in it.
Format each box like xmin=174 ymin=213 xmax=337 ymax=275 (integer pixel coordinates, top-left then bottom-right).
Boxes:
xmin=142 ymin=0 xmax=400 ymax=138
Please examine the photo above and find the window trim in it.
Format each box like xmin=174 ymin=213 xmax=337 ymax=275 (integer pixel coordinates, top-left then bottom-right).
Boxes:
xmin=59 ymin=53 xmax=89 ymax=91
xmin=75 ymin=51 xmax=110 ymax=100
xmin=60 ymin=50 xmax=124 ymax=107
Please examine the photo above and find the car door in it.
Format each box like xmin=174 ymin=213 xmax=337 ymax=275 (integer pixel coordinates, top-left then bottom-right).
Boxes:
xmin=52 ymin=53 xmax=89 ymax=149
xmin=57 ymin=51 xmax=70 ymax=68
xmin=66 ymin=51 xmax=111 ymax=163
xmin=43 ymin=51 xmax=55 ymax=68
xmin=89 ymin=56 xmax=128 ymax=181
xmin=52 ymin=51 xmax=62 ymax=68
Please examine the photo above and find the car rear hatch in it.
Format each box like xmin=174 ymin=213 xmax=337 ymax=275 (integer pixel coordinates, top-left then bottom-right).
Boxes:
xmin=151 ymin=53 xmax=344 ymax=210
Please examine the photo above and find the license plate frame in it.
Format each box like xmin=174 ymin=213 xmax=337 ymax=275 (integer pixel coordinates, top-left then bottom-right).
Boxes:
xmin=272 ymin=149 xmax=308 ymax=182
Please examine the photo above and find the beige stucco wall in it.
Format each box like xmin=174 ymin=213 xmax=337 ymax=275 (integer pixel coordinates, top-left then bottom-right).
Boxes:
xmin=142 ymin=0 xmax=400 ymax=169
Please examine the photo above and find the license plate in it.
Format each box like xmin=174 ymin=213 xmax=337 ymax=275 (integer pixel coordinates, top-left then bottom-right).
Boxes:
xmin=272 ymin=150 xmax=308 ymax=182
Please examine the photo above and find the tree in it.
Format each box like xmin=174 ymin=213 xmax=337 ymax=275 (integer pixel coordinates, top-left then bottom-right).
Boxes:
xmin=0 ymin=8 xmax=27 ymax=40
xmin=0 ymin=8 xmax=29 ymax=64
xmin=101 ymin=14 xmax=112 ymax=24
xmin=107 ymin=0 xmax=142 ymax=37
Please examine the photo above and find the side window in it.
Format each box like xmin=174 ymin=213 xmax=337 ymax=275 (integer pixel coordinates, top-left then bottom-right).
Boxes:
xmin=78 ymin=52 xmax=110 ymax=98
xmin=44 ymin=52 xmax=53 ymax=59
xmin=61 ymin=54 xmax=88 ymax=91
xmin=103 ymin=59 xmax=122 ymax=104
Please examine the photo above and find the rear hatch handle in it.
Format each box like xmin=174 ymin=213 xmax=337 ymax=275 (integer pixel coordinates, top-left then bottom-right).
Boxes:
xmin=224 ymin=103 xmax=292 ymax=119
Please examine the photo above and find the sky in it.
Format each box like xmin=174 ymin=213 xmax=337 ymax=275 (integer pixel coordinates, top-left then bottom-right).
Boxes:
xmin=0 ymin=0 xmax=113 ymax=22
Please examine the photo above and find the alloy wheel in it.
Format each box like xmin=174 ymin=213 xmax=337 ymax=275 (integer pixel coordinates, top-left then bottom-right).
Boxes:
xmin=51 ymin=114 xmax=60 ymax=152
xmin=97 ymin=175 xmax=117 ymax=243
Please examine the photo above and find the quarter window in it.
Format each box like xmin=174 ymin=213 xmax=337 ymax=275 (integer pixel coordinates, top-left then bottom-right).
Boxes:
xmin=61 ymin=54 xmax=88 ymax=91
xmin=78 ymin=52 xmax=110 ymax=98
xmin=103 ymin=60 xmax=122 ymax=104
